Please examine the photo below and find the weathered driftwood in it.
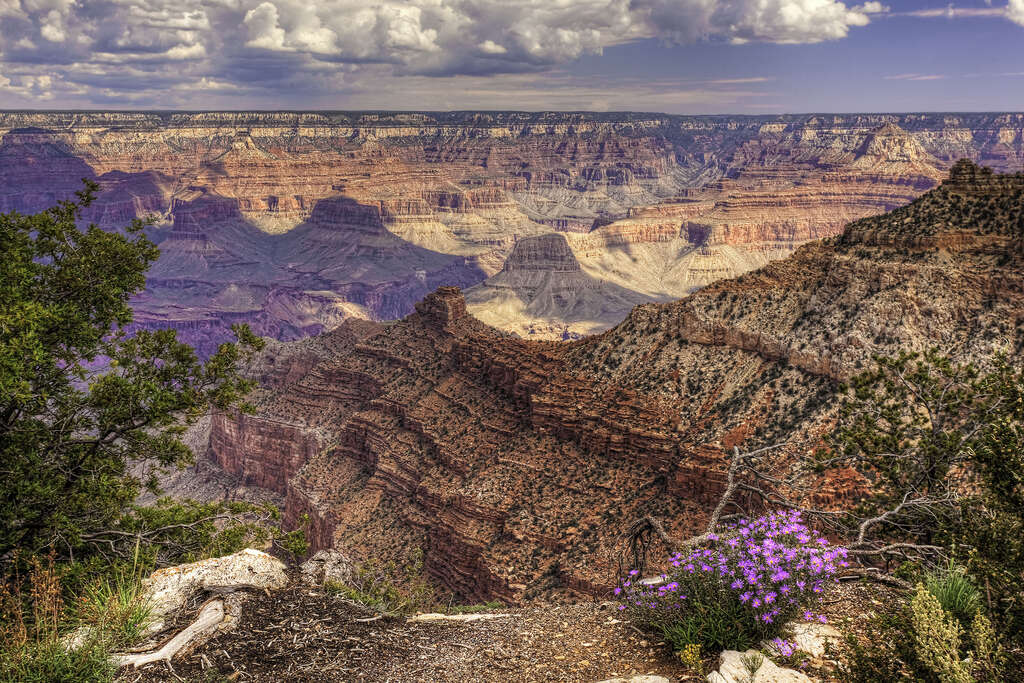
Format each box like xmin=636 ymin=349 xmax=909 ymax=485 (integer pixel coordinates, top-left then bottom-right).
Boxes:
xmin=117 ymin=599 xmax=225 ymax=668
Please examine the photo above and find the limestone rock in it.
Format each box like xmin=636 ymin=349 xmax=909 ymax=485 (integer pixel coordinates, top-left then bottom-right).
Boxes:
xmin=707 ymin=649 xmax=812 ymax=683
xmin=300 ymin=549 xmax=357 ymax=587
xmin=762 ymin=622 xmax=842 ymax=659
xmin=408 ymin=612 xmax=510 ymax=623
xmin=141 ymin=548 xmax=287 ymax=633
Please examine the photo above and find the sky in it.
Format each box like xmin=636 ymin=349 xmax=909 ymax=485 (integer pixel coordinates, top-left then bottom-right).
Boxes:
xmin=0 ymin=0 xmax=1022 ymax=113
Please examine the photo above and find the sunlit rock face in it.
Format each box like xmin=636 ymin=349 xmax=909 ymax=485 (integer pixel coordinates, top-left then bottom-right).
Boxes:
xmin=1 ymin=111 xmax=1022 ymax=349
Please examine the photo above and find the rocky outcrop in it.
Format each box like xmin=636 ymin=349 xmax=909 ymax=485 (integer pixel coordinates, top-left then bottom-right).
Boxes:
xmin=465 ymin=234 xmax=653 ymax=338
xmin=200 ymin=165 xmax=1022 ymax=607
xmin=209 ymin=411 xmax=320 ymax=494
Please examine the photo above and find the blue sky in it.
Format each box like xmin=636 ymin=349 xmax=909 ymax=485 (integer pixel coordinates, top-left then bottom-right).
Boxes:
xmin=563 ymin=2 xmax=1024 ymax=112
xmin=0 ymin=0 xmax=1021 ymax=112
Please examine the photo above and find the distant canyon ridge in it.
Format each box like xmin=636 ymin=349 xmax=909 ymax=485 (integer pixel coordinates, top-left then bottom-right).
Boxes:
xmin=3 ymin=111 xmax=1023 ymax=351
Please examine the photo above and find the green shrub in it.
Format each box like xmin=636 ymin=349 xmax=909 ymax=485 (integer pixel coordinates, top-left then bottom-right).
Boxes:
xmin=925 ymin=563 xmax=982 ymax=629
xmin=833 ymin=609 xmax=927 ymax=683
xmin=0 ymin=554 xmax=139 ymax=683
xmin=835 ymin=587 xmax=1008 ymax=683
xmin=326 ymin=551 xmax=435 ymax=615
xmin=910 ymin=583 xmax=972 ymax=683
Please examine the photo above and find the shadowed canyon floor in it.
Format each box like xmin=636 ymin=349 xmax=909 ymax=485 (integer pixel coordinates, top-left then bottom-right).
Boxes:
xmin=179 ymin=161 xmax=1023 ymax=608
xmin=3 ymin=111 xmax=1023 ymax=346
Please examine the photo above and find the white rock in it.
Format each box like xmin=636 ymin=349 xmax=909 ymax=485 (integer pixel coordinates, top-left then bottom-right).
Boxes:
xmin=407 ymin=612 xmax=511 ymax=623
xmin=141 ymin=548 xmax=287 ymax=634
xmin=787 ymin=622 xmax=841 ymax=658
xmin=761 ymin=621 xmax=843 ymax=659
xmin=707 ymin=649 xmax=812 ymax=683
xmin=300 ymin=549 xmax=356 ymax=587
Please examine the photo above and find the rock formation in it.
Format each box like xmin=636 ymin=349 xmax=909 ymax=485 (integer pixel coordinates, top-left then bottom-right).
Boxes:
xmin=1 ymin=112 xmax=1022 ymax=348
xmin=197 ymin=162 xmax=1022 ymax=604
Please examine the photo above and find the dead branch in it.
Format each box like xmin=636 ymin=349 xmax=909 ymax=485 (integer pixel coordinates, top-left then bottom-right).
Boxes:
xmin=117 ymin=599 xmax=225 ymax=668
xmin=837 ymin=568 xmax=912 ymax=590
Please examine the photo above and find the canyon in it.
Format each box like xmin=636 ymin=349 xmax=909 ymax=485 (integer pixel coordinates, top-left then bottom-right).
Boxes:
xmin=197 ymin=161 xmax=1022 ymax=604
xmin=2 ymin=112 xmax=1023 ymax=348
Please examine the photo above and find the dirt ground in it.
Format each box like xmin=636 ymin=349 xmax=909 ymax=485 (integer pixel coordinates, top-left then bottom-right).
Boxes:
xmin=120 ymin=580 xmax=902 ymax=683
xmin=122 ymin=587 xmax=690 ymax=683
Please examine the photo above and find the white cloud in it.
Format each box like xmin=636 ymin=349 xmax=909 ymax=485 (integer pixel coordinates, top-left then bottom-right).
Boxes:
xmin=478 ymin=40 xmax=507 ymax=55
xmin=17 ymin=0 xmax=1021 ymax=109
xmin=634 ymin=0 xmax=876 ymax=45
xmin=244 ymin=2 xmax=288 ymax=50
xmin=39 ymin=9 xmax=66 ymax=42
xmin=884 ymin=73 xmax=945 ymax=80
xmin=165 ymin=42 xmax=206 ymax=59
xmin=896 ymin=5 xmax=1008 ymax=18
xmin=1009 ymin=0 xmax=1024 ymax=25
xmin=857 ymin=1 xmax=888 ymax=13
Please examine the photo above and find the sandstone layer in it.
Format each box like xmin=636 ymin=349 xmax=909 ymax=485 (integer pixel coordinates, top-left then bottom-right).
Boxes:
xmin=2 ymin=112 xmax=1023 ymax=347
xmin=200 ymin=162 xmax=1022 ymax=604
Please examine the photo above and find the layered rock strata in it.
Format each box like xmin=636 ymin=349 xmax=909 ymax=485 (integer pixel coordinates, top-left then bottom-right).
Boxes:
xmin=202 ymin=163 xmax=1022 ymax=606
xmin=2 ymin=113 xmax=1023 ymax=348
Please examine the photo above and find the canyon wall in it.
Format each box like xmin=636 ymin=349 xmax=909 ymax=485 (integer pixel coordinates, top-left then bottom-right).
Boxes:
xmin=203 ymin=164 xmax=1022 ymax=604
xmin=2 ymin=111 xmax=1023 ymax=347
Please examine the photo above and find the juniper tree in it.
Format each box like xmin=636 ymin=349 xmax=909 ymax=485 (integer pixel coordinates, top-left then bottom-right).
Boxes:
xmin=0 ymin=181 xmax=266 ymax=562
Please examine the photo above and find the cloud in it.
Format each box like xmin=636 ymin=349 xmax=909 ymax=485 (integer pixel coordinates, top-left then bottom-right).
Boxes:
xmin=243 ymin=2 xmax=288 ymax=50
xmin=1009 ymin=0 xmax=1024 ymax=24
xmin=895 ymin=4 xmax=1010 ymax=18
xmin=706 ymin=76 xmax=775 ymax=84
xmin=884 ymin=73 xmax=946 ymax=80
xmin=857 ymin=1 xmax=889 ymax=13
xmin=0 ymin=0 xmax=911 ymax=108
xmin=634 ymin=0 xmax=879 ymax=45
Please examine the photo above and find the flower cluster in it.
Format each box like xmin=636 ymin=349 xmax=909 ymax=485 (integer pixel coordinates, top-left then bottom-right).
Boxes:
xmin=618 ymin=510 xmax=848 ymax=634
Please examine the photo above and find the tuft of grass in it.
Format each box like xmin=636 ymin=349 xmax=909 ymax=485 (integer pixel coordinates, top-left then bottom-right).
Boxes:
xmin=925 ymin=562 xmax=981 ymax=628
xmin=0 ymin=553 xmax=117 ymax=683
xmin=71 ymin=569 xmax=152 ymax=650
xmin=1 ymin=553 xmax=151 ymax=683
xmin=740 ymin=651 xmax=765 ymax=682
